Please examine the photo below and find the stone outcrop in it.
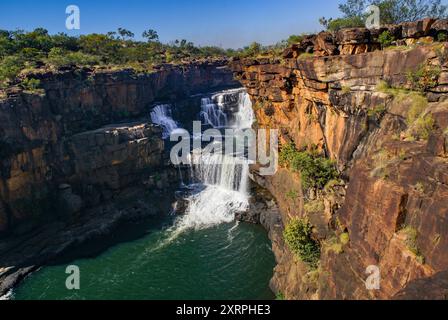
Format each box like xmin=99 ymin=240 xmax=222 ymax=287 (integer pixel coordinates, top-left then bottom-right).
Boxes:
xmin=231 ymin=20 xmax=448 ymax=300
xmin=282 ymin=18 xmax=447 ymax=59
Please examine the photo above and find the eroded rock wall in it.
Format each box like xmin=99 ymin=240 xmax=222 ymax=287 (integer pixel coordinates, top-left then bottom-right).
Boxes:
xmin=0 ymin=61 xmax=237 ymax=235
xmin=231 ymin=20 xmax=448 ymax=300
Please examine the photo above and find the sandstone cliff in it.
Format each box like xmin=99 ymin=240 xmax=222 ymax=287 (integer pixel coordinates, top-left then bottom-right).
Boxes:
xmin=231 ymin=19 xmax=448 ymax=300
xmin=0 ymin=60 xmax=237 ymax=236
xmin=0 ymin=60 xmax=238 ymax=295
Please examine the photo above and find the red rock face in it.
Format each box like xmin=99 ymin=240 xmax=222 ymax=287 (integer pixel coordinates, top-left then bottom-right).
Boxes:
xmin=0 ymin=61 xmax=237 ymax=234
xmin=231 ymin=20 xmax=448 ymax=299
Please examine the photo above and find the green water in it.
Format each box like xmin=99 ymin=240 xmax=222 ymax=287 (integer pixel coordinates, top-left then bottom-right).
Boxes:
xmin=13 ymin=217 xmax=275 ymax=300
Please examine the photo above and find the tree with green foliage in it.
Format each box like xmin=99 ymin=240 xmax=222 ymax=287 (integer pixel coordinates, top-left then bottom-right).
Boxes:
xmin=0 ymin=27 xmax=247 ymax=89
xmin=0 ymin=55 xmax=24 ymax=87
xmin=378 ymin=30 xmax=395 ymax=48
xmin=142 ymin=29 xmax=159 ymax=42
xmin=46 ymin=47 xmax=100 ymax=67
xmin=117 ymin=28 xmax=135 ymax=41
xmin=320 ymin=16 xmax=365 ymax=31
xmin=280 ymin=143 xmax=339 ymax=190
xmin=320 ymin=0 xmax=447 ymax=30
xmin=287 ymin=34 xmax=304 ymax=44
xmin=284 ymin=218 xmax=320 ymax=269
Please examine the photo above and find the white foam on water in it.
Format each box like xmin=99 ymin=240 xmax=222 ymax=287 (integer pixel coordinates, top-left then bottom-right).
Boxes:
xmin=200 ymin=88 xmax=254 ymax=129
xmin=200 ymin=97 xmax=228 ymax=128
xmin=150 ymin=104 xmax=179 ymax=139
xmin=234 ymin=90 xmax=255 ymax=129
xmin=168 ymin=89 xmax=254 ymax=237
xmin=0 ymin=290 xmax=13 ymax=300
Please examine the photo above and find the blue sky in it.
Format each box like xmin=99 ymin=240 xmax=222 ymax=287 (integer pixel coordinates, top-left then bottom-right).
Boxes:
xmin=0 ymin=0 xmax=345 ymax=48
xmin=0 ymin=0 xmax=442 ymax=48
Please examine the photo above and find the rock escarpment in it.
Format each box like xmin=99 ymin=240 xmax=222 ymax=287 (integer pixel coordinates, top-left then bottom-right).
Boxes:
xmin=231 ymin=19 xmax=448 ymax=300
xmin=0 ymin=60 xmax=237 ymax=235
xmin=0 ymin=60 xmax=237 ymax=295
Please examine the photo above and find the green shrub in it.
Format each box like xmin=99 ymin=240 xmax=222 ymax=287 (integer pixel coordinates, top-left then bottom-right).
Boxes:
xmin=280 ymin=143 xmax=338 ymax=190
xmin=376 ymin=80 xmax=391 ymax=93
xmin=326 ymin=17 xmax=364 ymax=31
xmin=286 ymin=190 xmax=299 ymax=200
xmin=407 ymin=64 xmax=441 ymax=92
xmin=279 ymin=142 xmax=298 ymax=166
xmin=20 ymin=77 xmax=41 ymax=92
xmin=376 ymin=80 xmax=408 ymax=97
xmin=324 ymin=179 xmax=340 ymax=192
xmin=324 ymin=232 xmax=350 ymax=255
xmin=340 ymin=232 xmax=350 ymax=245
xmin=304 ymin=199 xmax=325 ymax=214
xmin=328 ymin=242 xmax=344 ymax=254
xmin=378 ymin=31 xmax=395 ymax=48
xmin=406 ymin=93 xmax=428 ymax=125
xmin=401 ymin=226 xmax=425 ymax=264
xmin=438 ymin=33 xmax=448 ymax=42
xmin=275 ymin=292 xmax=285 ymax=300
xmin=287 ymin=34 xmax=304 ymax=45
xmin=46 ymin=47 xmax=100 ymax=67
xmin=368 ymin=104 xmax=387 ymax=119
xmin=0 ymin=55 xmax=24 ymax=86
xmin=411 ymin=114 xmax=434 ymax=140
xmin=324 ymin=236 xmax=344 ymax=254
xmin=284 ymin=218 xmax=320 ymax=269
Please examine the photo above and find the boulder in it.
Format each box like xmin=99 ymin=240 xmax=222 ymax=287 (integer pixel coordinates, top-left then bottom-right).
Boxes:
xmin=336 ymin=28 xmax=371 ymax=44
xmin=298 ymin=34 xmax=317 ymax=53
xmin=282 ymin=44 xmax=302 ymax=59
xmin=58 ymin=185 xmax=84 ymax=216
xmin=401 ymin=18 xmax=436 ymax=38
xmin=315 ymin=32 xmax=338 ymax=56
xmin=430 ymin=19 xmax=448 ymax=32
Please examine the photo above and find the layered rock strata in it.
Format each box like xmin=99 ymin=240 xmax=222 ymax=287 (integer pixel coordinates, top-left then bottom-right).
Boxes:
xmin=232 ymin=19 xmax=448 ymax=300
xmin=0 ymin=60 xmax=237 ymax=296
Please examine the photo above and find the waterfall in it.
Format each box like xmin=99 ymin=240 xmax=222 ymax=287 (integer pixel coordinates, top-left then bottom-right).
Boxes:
xmin=234 ymin=90 xmax=255 ymax=129
xmin=200 ymin=97 xmax=228 ymax=128
xmin=150 ymin=104 xmax=179 ymax=139
xmin=200 ymin=88 xmax=254 ymax=129
xmin=172 ymin=89 xmax=254 ymax=234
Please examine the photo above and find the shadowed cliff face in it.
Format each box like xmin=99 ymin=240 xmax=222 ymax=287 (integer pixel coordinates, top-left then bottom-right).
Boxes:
xmin=0 ymin=60 xmax=238 ymax=236
xmin=231 ymin=19 xmax=448 ymax=300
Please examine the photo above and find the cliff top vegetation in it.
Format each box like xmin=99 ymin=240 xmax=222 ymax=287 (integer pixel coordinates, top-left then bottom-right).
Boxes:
xmin=0 ymin=27 xmax=304 ymax=90
xmin=320 ymin=0 xmax=447 ymax=31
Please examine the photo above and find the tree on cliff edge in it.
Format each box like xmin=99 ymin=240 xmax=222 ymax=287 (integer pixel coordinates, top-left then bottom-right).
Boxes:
xmin=142 ymin=29 xmax=159 ymax=42
xmin=320 ymin=0 xmax=448 ymax=30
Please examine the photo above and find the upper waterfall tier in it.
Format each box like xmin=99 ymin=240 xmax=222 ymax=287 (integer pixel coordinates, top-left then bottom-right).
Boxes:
xmin=172 ymin=88 xmax=255 ymax=232
xmin=200 ymin=88 xmax=254 ymax=129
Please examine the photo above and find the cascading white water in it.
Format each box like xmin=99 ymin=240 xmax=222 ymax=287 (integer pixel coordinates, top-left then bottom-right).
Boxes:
xmin=234 ymin=90 xmax=255 ymax=129
xmin=150 ymin=104 xmax=179 ymax=139
xmin=0 ymin=290 xmax=12 ymax=300
xmin=200 ymin=97 xmax=228 ymax=128
xmin=200 ymin=88 xmax=255 ymax=129
xmin=173 ymin=89 xmax=254 ymax=233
